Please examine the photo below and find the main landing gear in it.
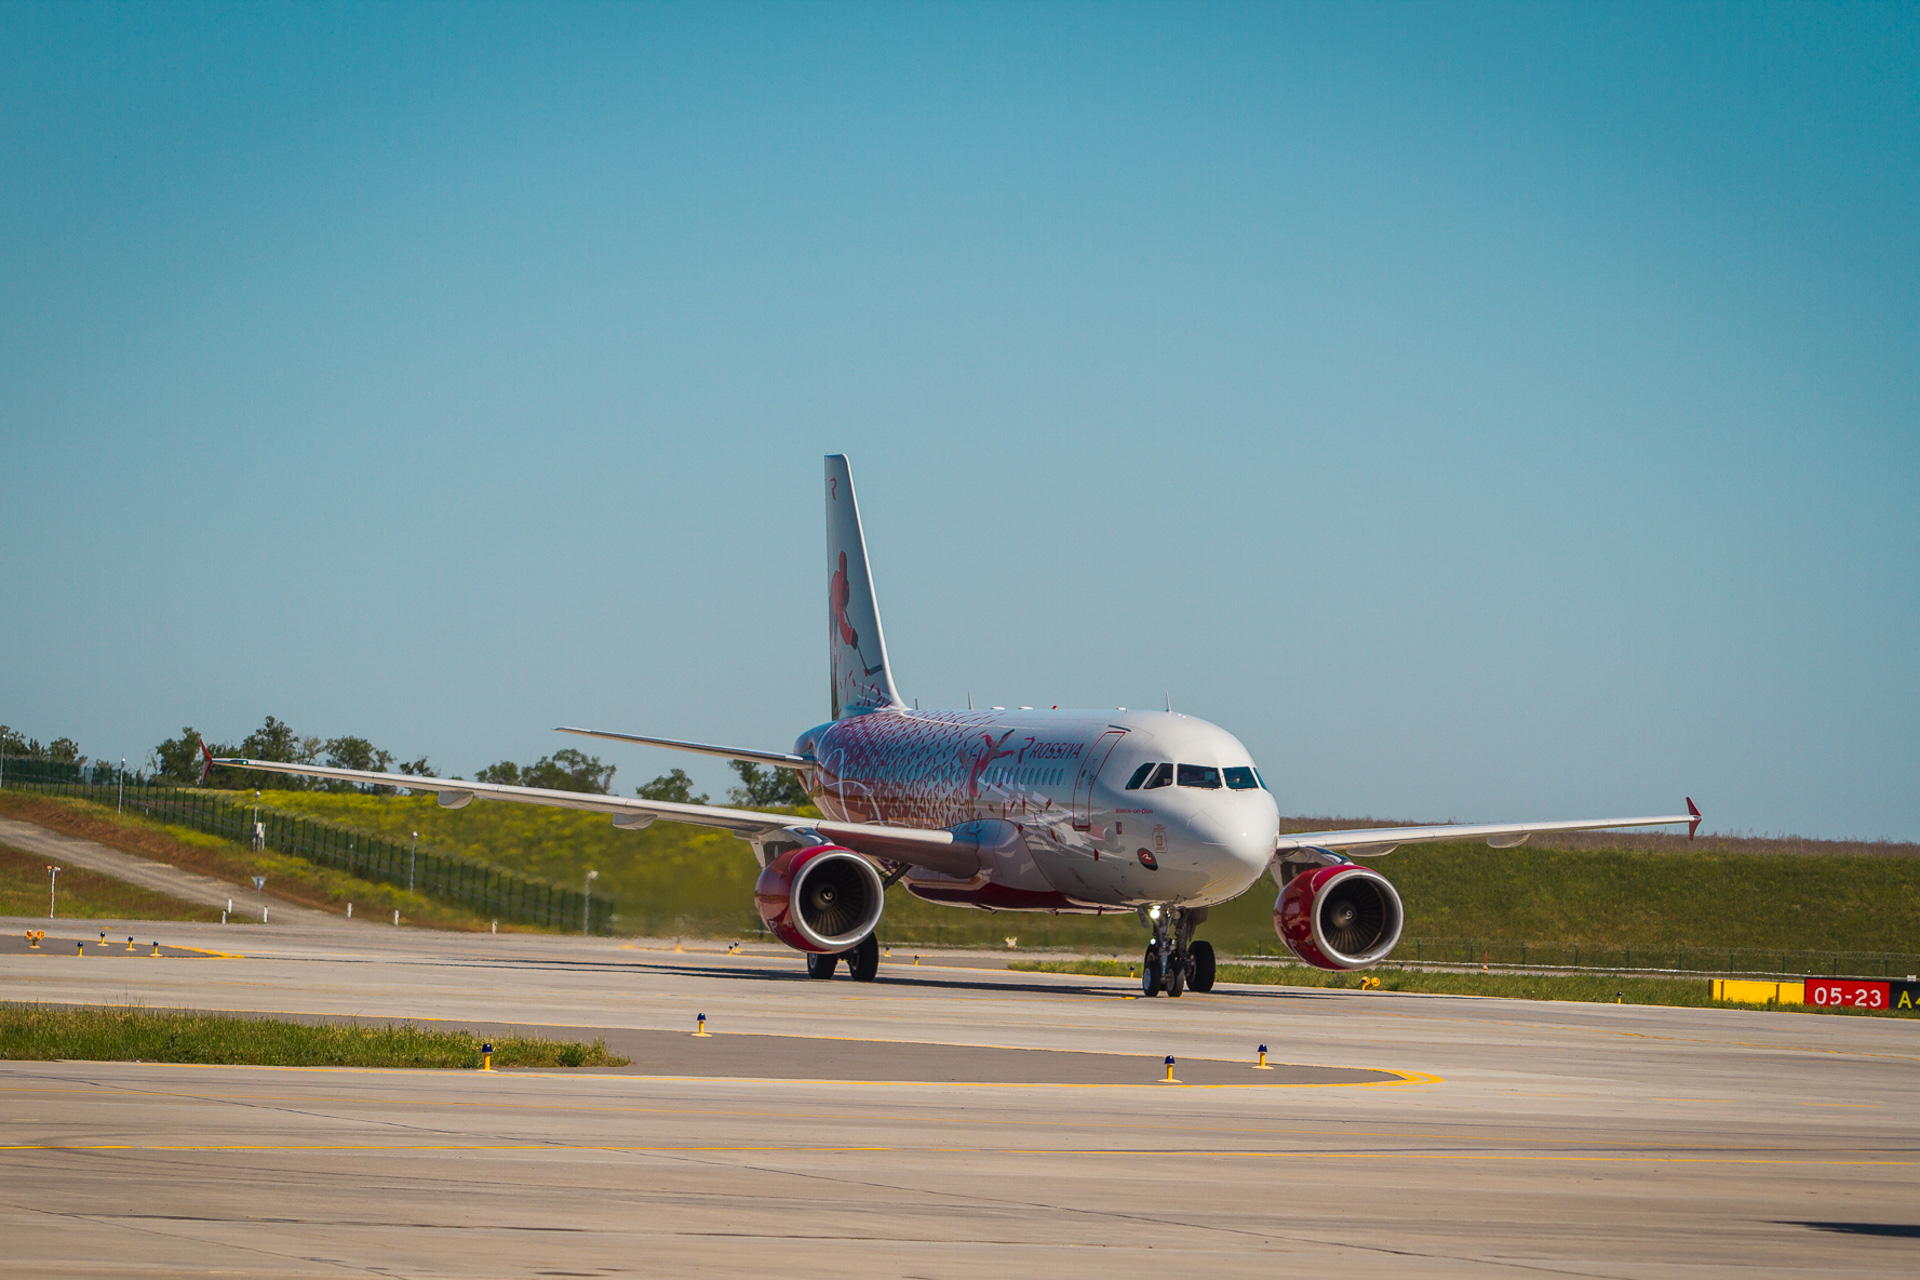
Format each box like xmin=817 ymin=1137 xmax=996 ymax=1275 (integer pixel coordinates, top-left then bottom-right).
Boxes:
xmin=1141 ymin=907 xmax=1215 ymax=997
xmin=806 ymin=933 xmax=880 ymax=982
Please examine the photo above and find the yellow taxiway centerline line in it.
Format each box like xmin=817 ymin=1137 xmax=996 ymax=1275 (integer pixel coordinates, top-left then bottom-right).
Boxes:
xmin=0 ymin=1143 xmax=1907 ymax=1166
xmin=0 ymin=1059 xmax=1440 ymax=1088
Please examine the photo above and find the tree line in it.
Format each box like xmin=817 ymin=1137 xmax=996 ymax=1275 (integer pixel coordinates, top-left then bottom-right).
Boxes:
xmin=6 ymin=718 xmax=812 ymax=808
xmin=0 ymin=726 xmax=87 ymax=766
xmin=2 ymin=716 xmax=805 ymax=807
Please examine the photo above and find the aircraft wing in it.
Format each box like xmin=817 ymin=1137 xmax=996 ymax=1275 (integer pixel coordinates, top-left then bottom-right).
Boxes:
xmin=206 ymin=757 xmax=983 ymax=878
xmin=1277 ymin=799 xmax=1701 ymax=858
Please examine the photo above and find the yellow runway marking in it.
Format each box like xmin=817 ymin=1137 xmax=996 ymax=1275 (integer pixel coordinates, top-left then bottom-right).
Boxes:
xmin=0 ymin=1143 xmax=1908 ymax=1167
xmin=0 ymin=1085 xmax=1838 ymax=1150
xmin=0 ymin=1061 xmax=1441 ymax=1089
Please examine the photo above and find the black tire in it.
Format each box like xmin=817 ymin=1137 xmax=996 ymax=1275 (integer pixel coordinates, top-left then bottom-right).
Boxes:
xmin=1142 ymin=945 xmax=1162 ymax=997
xmin=1190 ymin=940 xmax=1216 ymax=993
xmin=1166 ymin=955 xmax=1185 ymax=998
xmin=848 ymin=934 xmax=880 ymax=982
xmin=806 ymin=951 xmax=839 ymax=980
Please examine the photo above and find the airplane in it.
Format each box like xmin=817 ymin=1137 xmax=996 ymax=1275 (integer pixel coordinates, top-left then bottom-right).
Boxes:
xmin=212 ymin=454 xmax=1701 ymax=996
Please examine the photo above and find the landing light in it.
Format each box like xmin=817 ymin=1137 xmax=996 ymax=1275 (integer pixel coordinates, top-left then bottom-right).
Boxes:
xmin=1148 ymin=905 xmax=1161 ymax=920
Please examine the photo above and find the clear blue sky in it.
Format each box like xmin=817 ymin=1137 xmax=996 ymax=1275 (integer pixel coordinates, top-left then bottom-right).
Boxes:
xmin=3 ymin=3 xmax=1914 ymax=839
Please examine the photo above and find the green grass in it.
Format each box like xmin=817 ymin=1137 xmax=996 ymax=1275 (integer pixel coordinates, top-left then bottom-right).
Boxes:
xmin=247 ymin=790 xmax=1920 ymax=953
xmin=0 ymin=1004 xmax=630 ymax=1067
xmin=0 ymin=792 xmax=537 ymax=931
xmin=1010 ymin=960 xmax=1919 ymax=1016
xmin=0 ymin=843 xmax=229 ymax=923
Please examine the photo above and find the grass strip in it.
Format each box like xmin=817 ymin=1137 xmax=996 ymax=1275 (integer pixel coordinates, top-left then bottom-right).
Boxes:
xmin=0 ymin=843 xmax=229 ymax=923
xmin=0 ymin=792 xmax=528 ymax=931
xmin=1008 ymin=959 xmax=1917 ymax=1016
xmin=0 ymin=1005 xmax=630 ymax=1068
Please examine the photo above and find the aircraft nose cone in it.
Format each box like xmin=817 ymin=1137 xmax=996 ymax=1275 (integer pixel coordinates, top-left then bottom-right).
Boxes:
xmin=1187 ymin=803 xmax=1279 ymax=879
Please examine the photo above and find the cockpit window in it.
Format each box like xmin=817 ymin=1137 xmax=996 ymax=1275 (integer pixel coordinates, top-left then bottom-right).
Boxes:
xmin=1143 ymin=762 xmax=1173 ymax=789
xmin=1223 ymin=766 xmax=1259 ymax=790
xmin=1124 ymin=763 xmax=1155 ymax=791
xmin=1177 ymin=763 xmax=1221 ymax=789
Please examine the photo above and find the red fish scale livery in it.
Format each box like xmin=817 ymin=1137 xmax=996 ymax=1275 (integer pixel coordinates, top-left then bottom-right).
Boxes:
xmin=810 ymin=710 xmax=1083 ymax=829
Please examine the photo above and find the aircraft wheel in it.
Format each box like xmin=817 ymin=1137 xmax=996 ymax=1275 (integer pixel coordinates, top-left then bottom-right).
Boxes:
xmin=848 ymin=934 xmax=880 ymax=982
xmin=1190 ymin=940 xmax=1216 ymax=993
xmin=1141 ymin=946 xmax=1163 ymax=997
xmin=1166 ymin=955 xmax=1186 ymax=998
xmin=806 ymin=951 xmax=839 ymax=980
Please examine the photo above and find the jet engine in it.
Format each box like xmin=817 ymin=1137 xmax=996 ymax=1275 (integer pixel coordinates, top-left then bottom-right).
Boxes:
xmin=754 ymin=845 xmax=885 ymax=953
xmin=1275 ymin=863 xmax=1404 ymax=970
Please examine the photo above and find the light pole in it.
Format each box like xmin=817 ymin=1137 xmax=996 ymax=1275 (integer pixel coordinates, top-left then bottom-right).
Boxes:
xmin=583 ymin=869 xmax=598 ymax=936
xmin=47 ymin=865 xmax=60 ymax=918
xmin=117 ymin=756 xmax=126 ymax=814
xmin=409 ymin=831 xmax=418 ymax=893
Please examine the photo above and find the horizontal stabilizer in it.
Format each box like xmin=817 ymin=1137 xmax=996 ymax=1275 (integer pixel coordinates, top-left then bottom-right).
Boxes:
xmin=555 ymin=727 xmax=808 ymax=768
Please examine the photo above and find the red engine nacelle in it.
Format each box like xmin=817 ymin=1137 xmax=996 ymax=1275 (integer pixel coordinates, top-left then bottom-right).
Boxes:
xmin=754 ymin=845 xmax=886 ymax=954
xmin=1275 ymin=863 xmax=1404 ymax=970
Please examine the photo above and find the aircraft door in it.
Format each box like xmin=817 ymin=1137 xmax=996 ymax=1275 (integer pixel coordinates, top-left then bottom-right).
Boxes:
xmin=1071 ymin=730 xmax=1127 ymax=830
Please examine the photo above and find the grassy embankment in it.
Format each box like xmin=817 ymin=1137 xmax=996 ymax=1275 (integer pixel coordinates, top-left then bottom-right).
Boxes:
xmin=1009 ymin=959 xmax=1917 ymax=1016
xmin=1 ymin=843 xmax=227 ymax=922
xmin=0 ymin=1004 xmax=628 ymax=1067
xmin=257 ymin=790 xmax=1920 ymax=955
xmin=0 ymin=791 xmax=516 ymax=930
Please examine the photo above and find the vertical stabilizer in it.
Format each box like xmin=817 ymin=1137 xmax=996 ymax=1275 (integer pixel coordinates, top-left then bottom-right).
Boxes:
xmin=825 ymin=454 xmax=904 ymax=719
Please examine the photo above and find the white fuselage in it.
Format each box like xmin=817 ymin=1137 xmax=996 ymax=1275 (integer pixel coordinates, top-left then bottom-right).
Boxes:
xmin=797 ymin=708 xmax=1279 ymax=913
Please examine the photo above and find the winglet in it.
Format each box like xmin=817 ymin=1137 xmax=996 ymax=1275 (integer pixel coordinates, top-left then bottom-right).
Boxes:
xmin=198 ymin=740 xmax=216 ymax=786
xmin=1686 ymin=797 xmax=1701 ymax=839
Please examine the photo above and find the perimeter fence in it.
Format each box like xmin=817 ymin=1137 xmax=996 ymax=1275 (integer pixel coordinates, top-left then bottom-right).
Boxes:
xmin=0 ymin=759 xmax=613 ymax=934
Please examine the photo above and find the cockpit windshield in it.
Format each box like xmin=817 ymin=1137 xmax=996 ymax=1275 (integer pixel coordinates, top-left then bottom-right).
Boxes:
xmin=1144 ymin=762 xmax=1173 ymax=789
xmin=1176 ymin=763 xmax=1221 ymax=789
xmin=1223 ymin=766 xmax=1259 ymax=790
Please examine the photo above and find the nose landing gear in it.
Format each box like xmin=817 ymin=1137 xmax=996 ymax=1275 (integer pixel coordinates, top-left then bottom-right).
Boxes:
xmin=1140 ymin=907 xmax=1215 ymax=996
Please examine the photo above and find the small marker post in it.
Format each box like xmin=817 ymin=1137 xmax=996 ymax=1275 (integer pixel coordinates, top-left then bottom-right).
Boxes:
xmin=694 ymin=1013 xmax=709 ymax=1037
xmin=125 ymin=936 xmax=134 ymax=952
xmin=480 ymin=1042 xmax=493 ymax=1072
xmin=1254 ymin=1043 xmax=1272 ymax=1070
xmin=1160 ymin=1055 xmax=1180 ymax=1085
xmin=76 ymin=941 xmax=83 ymax=957
xmin=151 ymin=942 xmax=161 ymax=957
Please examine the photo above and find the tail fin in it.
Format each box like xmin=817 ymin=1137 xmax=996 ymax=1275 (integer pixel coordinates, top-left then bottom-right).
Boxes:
xmin=825 ymin=454 xmax=903 ymax=719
